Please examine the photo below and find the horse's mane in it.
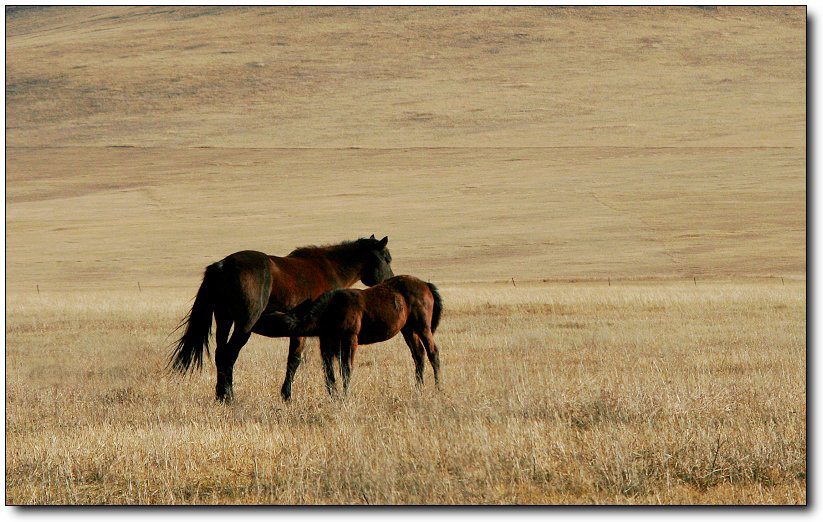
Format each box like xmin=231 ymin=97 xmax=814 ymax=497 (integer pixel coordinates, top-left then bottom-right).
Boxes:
xmin=288 ymin=239 xmax=364 ymax=258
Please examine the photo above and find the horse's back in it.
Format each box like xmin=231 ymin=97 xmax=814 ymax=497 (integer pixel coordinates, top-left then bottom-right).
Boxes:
xmin=266 ymin=254 xmax=341 ymax=310
xmin=218 ymin=250 xmax=325 ymax=311
xmin=212 ymin=249 xmax=346 ymax=330
xmin=217 ymin=251 xmax=273 ymax=285
xmin=217 ymin=248 xmax=270 ymax=273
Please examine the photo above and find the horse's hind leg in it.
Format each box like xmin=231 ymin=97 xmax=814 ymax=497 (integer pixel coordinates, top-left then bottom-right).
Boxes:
xmin=419 ymin=327 xmax=441 ymax=390
xmin=280 ymin=337 xmax=306 ymax=401
xmin=401 ymin=328 xmax=426 ymax=389
xmin=213 ymin=315 xmax=232 ymax=394
xmin=214 ymin=313 xmax=231 ymax=352
xmin=215 ymin=327 xmax=251 ymax=402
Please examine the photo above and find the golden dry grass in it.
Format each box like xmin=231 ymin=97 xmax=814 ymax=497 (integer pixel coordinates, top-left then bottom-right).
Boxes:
xmin=4 ymin=6 xmax=806 ymax=505
xmin=5 ymin=282 xmax=806 ymax=504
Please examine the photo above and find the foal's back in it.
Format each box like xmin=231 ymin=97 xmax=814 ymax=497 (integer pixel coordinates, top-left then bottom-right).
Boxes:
xmin=361 ymin=276 xmax=436 ymax=342
xmin=318 ymin=276 xmax=433 ymax=344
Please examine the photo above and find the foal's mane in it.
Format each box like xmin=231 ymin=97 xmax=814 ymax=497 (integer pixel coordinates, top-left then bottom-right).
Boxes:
xmin=295 ymin=289 xmax=340 ymax=327
xmin=309 ymin=290 xmax=337 ymax=314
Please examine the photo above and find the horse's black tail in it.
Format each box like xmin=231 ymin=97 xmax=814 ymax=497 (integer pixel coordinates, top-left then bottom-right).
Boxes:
xmin=427 ymin=282 xmax=443 ymax=333
xmin=168 ymin=263 xmax=219 ymax=374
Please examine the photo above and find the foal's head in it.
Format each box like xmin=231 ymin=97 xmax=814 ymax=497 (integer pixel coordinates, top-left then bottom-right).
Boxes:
xmin=358 ymin=235 xmax=394 ymax=286
xmin=285 ymin=292 xmax=335 ymax=336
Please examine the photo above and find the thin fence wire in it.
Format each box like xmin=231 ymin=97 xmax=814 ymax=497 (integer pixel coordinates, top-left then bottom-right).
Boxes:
xmin=13 ymin=275 xmax=803 ymax=294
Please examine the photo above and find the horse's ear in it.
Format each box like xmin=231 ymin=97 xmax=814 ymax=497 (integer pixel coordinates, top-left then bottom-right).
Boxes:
xmin=369 ymin=234 xmax=376 ymax=239
xmin=378 ymin=236 xmax=388 ymax=248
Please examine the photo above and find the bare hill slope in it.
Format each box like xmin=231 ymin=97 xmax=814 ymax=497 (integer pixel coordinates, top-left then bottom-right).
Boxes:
xmin=5 ymin=6 xmax=806 ymax=290
xmin=6 ymin=6 xmax=805 ymax=148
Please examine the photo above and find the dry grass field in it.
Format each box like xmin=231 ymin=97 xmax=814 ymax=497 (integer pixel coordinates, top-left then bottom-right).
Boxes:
xmin=4 ymin=6 xmax=806 ymax=505
xmin=5 ymin=282 xmax=807 ymax=504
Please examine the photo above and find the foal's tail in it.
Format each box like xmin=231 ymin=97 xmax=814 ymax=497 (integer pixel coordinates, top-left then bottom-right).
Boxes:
xmin=427 ymin=282 xmax=443 ymax=333
xmin=168 ymin=263 xmax=220 ymax=374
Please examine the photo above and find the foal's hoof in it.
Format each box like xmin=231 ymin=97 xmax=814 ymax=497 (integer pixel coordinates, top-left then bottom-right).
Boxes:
xmin=216 ymin=389 xmax=234 ymax=403
xmin=280 ymin=387 xmax=292 ymax=402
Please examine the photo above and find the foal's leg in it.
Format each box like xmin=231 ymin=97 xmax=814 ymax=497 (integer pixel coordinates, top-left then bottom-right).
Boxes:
xmin=419 ymin=327 xmax=441 ymax=390
xmin=401 ymin=328 xmax=426 ymax=388
xmin=320 ymin=336 xmax=338 ymax=396
xmin=339 ymin=334 xmax=358 ymax=394
xmin=215 ymin=327 xmax=251 ymax=402
xmin=280 ymin=336 xmax=306 ymax=401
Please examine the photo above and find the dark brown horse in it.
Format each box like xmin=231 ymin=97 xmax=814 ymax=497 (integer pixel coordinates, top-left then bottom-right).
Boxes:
xmin=264 ymin=275 xmax=442 ymax=396
xmin=169 ymin=236 xmax=394 ymax=402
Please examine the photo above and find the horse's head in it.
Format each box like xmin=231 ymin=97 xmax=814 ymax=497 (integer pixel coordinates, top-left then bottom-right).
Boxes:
xmin=359 ymin=234 xmax=394 ymax=286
